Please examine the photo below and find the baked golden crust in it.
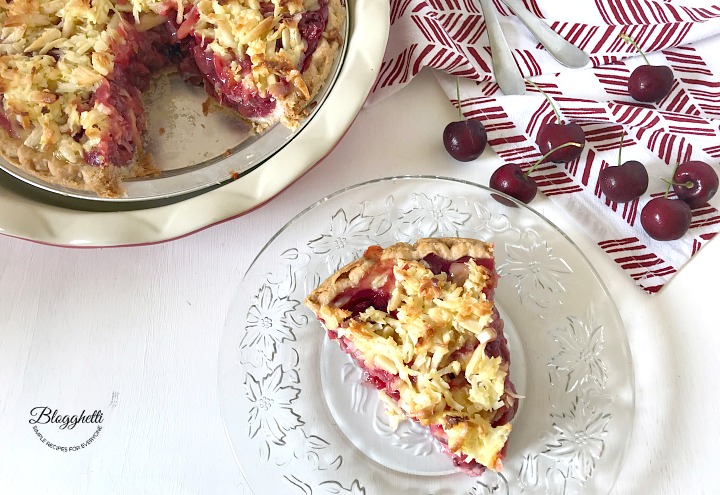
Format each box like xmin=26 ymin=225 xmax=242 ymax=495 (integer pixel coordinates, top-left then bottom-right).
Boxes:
xmin=0 ymin=126 xmax=157 ymax=197
xmin=304 ymin=237 xmax=494 ymax=312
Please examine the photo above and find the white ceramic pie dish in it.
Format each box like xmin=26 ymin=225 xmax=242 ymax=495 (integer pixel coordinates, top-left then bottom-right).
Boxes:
xmin=0 ymin=0 xmax=389 ymax=247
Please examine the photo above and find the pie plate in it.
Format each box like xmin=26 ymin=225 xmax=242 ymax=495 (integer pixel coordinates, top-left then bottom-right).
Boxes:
xmin=0 ymin=0 xmax=388 ymax=247
xmin=218 ymin=176 xmax=635 ymax=495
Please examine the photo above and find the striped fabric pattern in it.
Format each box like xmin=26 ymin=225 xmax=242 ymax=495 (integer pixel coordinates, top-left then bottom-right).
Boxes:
xmin=368 ymin=0 xmax=720 ymax=293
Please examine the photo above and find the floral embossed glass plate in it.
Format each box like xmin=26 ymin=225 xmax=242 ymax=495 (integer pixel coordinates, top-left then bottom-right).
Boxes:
xmin=218 ymin=176 xmax=634 ymax=495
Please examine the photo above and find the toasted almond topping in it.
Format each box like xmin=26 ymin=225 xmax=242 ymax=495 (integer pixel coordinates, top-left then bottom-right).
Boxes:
xmin=0 ymin=0 xmax=338 ymax=168
xmin=293 ymin=74 xmax=310 ymax=100
xmin=137 ymin=13 xmax=167 ymax=32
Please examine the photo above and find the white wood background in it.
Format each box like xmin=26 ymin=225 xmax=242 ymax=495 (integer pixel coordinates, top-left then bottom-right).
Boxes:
xmin=1 ymin=71 xmax=718 ymax=494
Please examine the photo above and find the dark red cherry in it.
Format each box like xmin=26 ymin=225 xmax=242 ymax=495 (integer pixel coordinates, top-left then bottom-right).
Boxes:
xmin=536 ymin=122 xmax=586 ymax=163
xmin=443 ymin=120 xmax=487 ymax=162
xmin=620 ymin=33 xmax=674 ymax=103
xmin=489 ymin=163 xmax=538 ymax=204
xmin=489 ymin=141 xmax=583 ymax=205
xmin=628 ymin=65 xmax=674 ymax=103
xmin=640 ymin=197 xmax=692 ymax=241
xmin=672 ymin=160 xmax=719 ymax=208
xmin=526 ymin=80 xmax=585 ymax=163
xmin=599 ymin=160 xmax=649 ymax=202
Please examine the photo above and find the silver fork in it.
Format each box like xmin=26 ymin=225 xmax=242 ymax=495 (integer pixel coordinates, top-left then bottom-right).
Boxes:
xmin=499 ymin=0 xmax=589 ymax=68
xmin=477 ymin=0 xmax=526 ymax=95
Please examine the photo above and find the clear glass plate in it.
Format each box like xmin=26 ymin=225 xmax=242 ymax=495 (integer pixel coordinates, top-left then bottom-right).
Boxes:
xmin=218 ymin=176 xmax=634 ymax=495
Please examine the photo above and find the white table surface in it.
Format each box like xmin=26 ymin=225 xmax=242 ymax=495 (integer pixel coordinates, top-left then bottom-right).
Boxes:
xmin=0 ymin=70 xmax=718 ymax=495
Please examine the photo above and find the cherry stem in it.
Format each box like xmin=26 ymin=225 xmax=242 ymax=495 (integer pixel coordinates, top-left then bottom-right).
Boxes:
xmin=664 ymin=160 xmax=681 ymax=198
xmin=661 ymin=178 xmax=694 ymax=189
xmin=456 ymin=78 xmax=463 ymax=121
xmin=617 ymin=130 xmax=625 ymax=167
xmin=620 ymin=33 xmax=650 ymax=66
xmin=526 ymin=79 xmax=562 ymax=124
xmin=524 ymin=142 xmax=583 ymax=178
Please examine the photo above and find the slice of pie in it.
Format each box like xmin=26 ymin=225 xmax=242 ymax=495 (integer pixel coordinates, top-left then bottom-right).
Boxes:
xmin=0 ymin=0 xmax=345 ymax=197
xmin=304 ymin=238 xmax=519 ymax=475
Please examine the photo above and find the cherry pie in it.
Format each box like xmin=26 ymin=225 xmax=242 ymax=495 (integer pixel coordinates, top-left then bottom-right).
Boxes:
xmin=0 ymin=0 xmax=344 ymax=197
xmin=304 ymin=238 xmax=519 ymax=475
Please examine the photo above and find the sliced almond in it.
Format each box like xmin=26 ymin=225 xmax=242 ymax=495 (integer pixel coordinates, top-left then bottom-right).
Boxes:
xmin=137 ymin=13 xmax=168 ymax=32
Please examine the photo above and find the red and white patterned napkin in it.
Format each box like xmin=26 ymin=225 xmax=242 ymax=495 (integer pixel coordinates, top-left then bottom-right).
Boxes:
xmin=367 ymin=0 xmax=720 ymax=293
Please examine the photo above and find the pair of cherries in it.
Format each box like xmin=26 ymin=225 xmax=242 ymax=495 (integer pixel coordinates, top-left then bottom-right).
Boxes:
xmin=638 ymin=160 xmax=718 ymax=240
xmin=492 ymin=80 xmax=585 ymax=204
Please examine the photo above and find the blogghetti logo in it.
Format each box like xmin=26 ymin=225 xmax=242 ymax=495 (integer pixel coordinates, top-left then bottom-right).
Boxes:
xmin=29 ymin=407 xmax=104 ymax=452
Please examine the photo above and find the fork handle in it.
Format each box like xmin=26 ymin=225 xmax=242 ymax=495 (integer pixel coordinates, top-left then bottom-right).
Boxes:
xmin=477 ymin=0 xmax=526 ymax=95
xmin=499 ymin=0 xmax=589 ymax=68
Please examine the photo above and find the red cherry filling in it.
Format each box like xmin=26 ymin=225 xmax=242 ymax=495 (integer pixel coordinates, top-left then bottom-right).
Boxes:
xmin=81 ymin=2 xmax=331 ymax=167
xmin=174 ymin=0 xmax=330 ymax=119
xmin=84 ymin=81 xmax=144 ymax=166
xmin=364 ymin=369 xmax=402 ymax=402
xmin=298 ymin=1 xmax=330 ymax=72
xmin=338 ymin=288 xmax=393 ymax=314
xmin=331 ymin=258 xmax=397 ymax=313
xmin=85 ymin=17 xmax=177 ymax=166
xmin=193 ymin=45 xmax=277 ymax=119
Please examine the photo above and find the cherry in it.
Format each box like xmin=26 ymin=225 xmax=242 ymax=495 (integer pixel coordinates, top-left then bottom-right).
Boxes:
xmin=536 ymin=123 xmax=585 ymax=163
xmin=671 ymin=160 xmax=719 ymax=208
xmin=628 ymin=65 xmax=674 ymax=103
xmin=621 ymin=34 xmax=674 ymax=103
xmin=640 ymin=197 xmax=692 ymax=241
xmin=490 ymin=163 xmax=538 ymax=205
xmin=598 ymin=131 xmax=648 ymax=202
xmin=489 ymin=142 xmax=583 ymax=204
xmin=443 ymin=120 xmax=487 ymax=162
xmin=443 ymin=80 xmax=487 ymax=162
xmin=528 ymin=80 xmax=585 ymax=163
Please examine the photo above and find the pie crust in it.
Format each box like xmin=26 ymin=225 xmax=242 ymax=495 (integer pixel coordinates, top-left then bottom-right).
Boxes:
xmin=305 ymin=238 xmax=494 ymax=308
xmin=0 ymin=0 xmax=345 ymax=197
xmin=305 ymin=237 xmax=518 ymax=475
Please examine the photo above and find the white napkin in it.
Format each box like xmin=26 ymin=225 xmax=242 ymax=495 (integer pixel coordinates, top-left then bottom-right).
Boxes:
xmin=368 ymin=0 xmax=720 ymax=293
